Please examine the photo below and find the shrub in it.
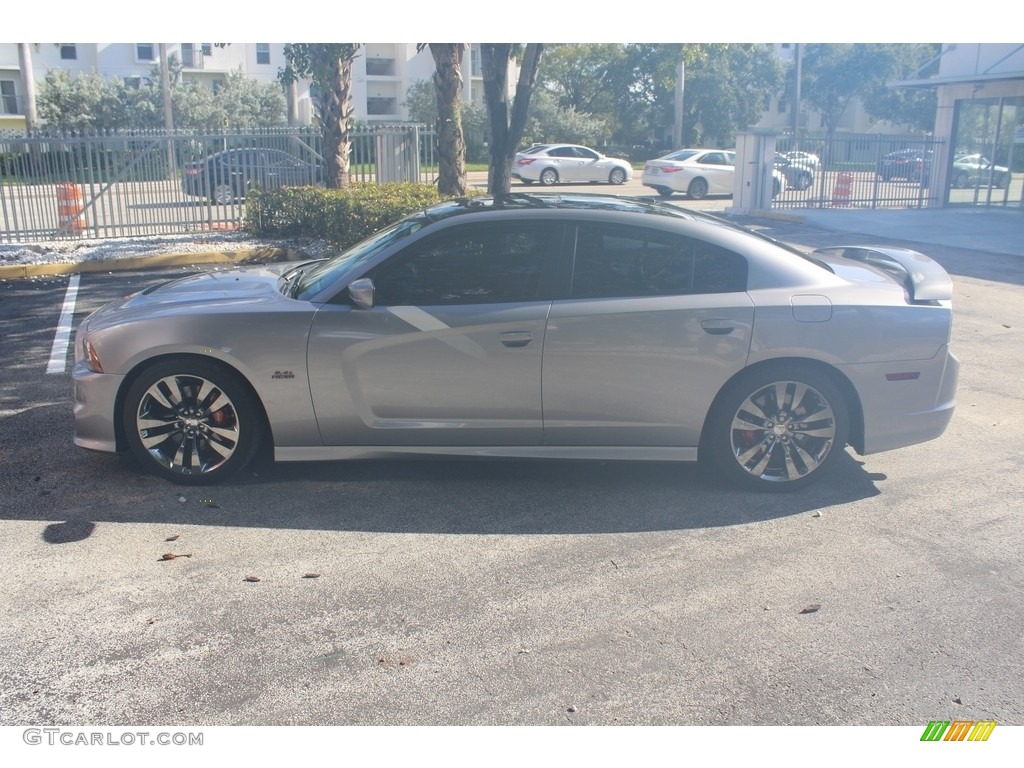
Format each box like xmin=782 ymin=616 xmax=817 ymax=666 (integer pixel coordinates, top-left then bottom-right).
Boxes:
xmin=244 ymin=183 xmax=446 ymax=248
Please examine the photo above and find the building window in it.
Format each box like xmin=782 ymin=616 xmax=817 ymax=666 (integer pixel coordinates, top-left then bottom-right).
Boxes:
xmin=365 ymin=57 xmax=395 ymax=76
xmin=181 ymin=43 xmax=196 ymax=67
xmin=60 ymin=44 xmax=77 ymax=60
xmin=256 ymin=43 xmax=271 ymax=65
xmin=777 ymin=99 xmax=788 ymax=114
xmin=367 ymin=97 xmax=398 ymax=116
xmin=1 ymin=80 xmax=19 ymax=114
xmin=470 ymin=46 xmax=481 ymax=77
xmin=136 ymin=43 xmax=155 ymax=62
xmin=212 ymin=80 xmax=224 ymax=95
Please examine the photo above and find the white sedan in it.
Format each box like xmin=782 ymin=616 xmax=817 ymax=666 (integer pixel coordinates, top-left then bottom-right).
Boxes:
xmin=512 ymin=144 xmax=633 ymax=186
xmin=641 ymin=148 xmax=784 ymax=199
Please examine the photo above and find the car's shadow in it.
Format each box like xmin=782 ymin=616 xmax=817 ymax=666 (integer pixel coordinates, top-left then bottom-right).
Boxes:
xmin=2 ymin=405 xmax=883 ymax=539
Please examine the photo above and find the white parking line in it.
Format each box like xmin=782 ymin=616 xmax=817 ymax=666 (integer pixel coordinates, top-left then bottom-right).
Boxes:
xmin=46 ymin=274 xmax=81 ymax=374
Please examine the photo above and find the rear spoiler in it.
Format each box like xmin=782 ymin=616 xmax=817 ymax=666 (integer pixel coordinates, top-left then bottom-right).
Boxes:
xmin=812 ymin=245 xmax=953 ymax=302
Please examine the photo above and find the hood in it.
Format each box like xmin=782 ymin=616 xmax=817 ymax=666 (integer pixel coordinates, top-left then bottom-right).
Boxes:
xmin=82 ymin=262 xmax=308 ymax=332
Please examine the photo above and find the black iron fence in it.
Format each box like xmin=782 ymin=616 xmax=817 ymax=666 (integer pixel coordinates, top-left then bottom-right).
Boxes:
xmin=771 ymin=134 xmax=946 ymax=210
xmin=0 ymin=125 xmax=436 ymax=243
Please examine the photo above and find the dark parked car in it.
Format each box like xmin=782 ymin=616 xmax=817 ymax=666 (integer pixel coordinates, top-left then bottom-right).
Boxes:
xmin=877 ymin=149 xmax=933 ymax=183
xmin=183 ymin=148 xmax=324 ymax=204
xmin=774 ymin=153 xmax=815 ymax=191
xmin=950 ymin=154 xmax=1011 ymax=189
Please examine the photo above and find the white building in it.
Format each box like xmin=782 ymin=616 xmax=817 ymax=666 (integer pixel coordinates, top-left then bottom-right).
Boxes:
xmin=0 ymin=43 xmax=494 ymax=132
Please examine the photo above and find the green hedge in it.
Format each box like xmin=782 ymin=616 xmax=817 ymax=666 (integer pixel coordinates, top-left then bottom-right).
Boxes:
xmin=243 ymin=183 xmax=446 ymax=249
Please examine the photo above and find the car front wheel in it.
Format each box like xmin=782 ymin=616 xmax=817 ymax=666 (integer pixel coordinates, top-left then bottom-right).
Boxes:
xmin=706 ymin=365 xmax=849 ymax=491
xmin=687 ymin=178 xmax=708 ymax=199
xmin=123 ymin=358 xmax=263 ymax=485
xmin=609 ymin=167 xmax=627 ymax=185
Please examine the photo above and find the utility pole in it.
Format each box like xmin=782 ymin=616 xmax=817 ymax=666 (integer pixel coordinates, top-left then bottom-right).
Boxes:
xmin=792 ymin=44 xmax=802 ymax=138
xmin=673 ymin=58 xmax=685 ymax=148
xmin=17 ymin=44 xmax=38 ymax=135
xmin=159 ymin=44 xmax=176 ymax=182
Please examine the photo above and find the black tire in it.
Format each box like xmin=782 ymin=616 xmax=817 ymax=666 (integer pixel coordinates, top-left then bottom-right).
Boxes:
xmin=706 ymin=364 xmax=849 ymax=492
xmin=123 ymin=358 xmax=263 ymax=485
xmin=212 ymin=183 xmax=234 ymax=205
xmin=539 ymin=168 xmax=559 ymax=186
xmin=655 ymin=187 xmax=673 ymax=198
xmin=687 ymin=178 xmax=708 ymax=200
xmin=520 ymin=179 xmax=534 ymax=185
xmin=795 ymin=171 xmax=813 ymax=191
xmin=772 ymin=178 xmax=782 ymax=198
xmin=609 ymin=167 xmax=627 ymax=185
xmin=953 ymin=171 xmax=969 ymax=189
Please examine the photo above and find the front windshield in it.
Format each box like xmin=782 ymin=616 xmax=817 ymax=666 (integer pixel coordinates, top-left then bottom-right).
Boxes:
xmin=293 ymin=215 xmax=427 ymax=300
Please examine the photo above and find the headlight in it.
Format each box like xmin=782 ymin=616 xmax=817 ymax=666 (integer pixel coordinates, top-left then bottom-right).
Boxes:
xmin=82 ymin=336 xmax=103 ymax=373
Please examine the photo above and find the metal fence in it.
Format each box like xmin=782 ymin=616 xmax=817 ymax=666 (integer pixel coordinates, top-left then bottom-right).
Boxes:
xmin=0 ymin=125 xmax=437 ymax=243
xmin=771 ymin=134 xmax=946 ymax=210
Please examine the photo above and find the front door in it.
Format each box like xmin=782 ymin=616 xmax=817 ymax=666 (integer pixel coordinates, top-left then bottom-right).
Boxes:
xmin=307 ymin=221 xmax=564 ymax=446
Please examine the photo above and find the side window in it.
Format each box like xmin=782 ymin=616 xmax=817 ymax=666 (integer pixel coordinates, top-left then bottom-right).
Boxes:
xmin=549 ymin=147 xmax=574 ymax=158
xmin=570 ymin=224 xmax=747 ymax=299
xmin=371 ymin=222 xmax=561 ymax=306
xmin=576 ymin=147 xmax=599 ymax=160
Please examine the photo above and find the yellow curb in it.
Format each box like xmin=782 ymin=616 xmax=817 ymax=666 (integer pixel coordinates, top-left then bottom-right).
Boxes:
xmin=0 ymin=247 xmax=303 ymax=280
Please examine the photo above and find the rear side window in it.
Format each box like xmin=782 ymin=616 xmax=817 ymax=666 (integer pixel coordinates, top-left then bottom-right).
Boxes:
xmin=569 ymin=223 xmax=747 ymax=299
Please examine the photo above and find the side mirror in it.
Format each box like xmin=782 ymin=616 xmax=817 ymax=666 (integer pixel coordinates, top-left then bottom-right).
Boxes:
xmin=348 ymin=277 xmax=375 ymax=309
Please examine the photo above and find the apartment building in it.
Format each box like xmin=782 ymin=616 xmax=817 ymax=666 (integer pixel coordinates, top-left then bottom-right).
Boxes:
xmin=0 ymin=43 xmax=494 ymax=132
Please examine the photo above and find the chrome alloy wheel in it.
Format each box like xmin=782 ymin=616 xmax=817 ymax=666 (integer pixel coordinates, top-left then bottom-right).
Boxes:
xmin=135 ymin=374 xmax=240 ymax=475
xmin=728 ymin=380 xmax=837 ymax=484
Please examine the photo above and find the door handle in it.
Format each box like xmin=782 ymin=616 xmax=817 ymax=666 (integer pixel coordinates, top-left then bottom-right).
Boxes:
xmin=700 ymin=319 xmax=734 ymax=335
xmin=500 ymin=331 xmax=533 ymax=348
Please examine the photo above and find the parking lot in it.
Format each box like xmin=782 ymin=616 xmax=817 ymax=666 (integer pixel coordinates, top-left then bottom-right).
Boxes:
xmin=0 ymin=213 xmax=1022 ymax=729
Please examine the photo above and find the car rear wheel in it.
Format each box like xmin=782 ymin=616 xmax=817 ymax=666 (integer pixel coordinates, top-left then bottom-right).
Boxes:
xmin=706 ymin=365 xmax=849 ymax=492
xmin=212 ymin=183 xmax=234 ymax=205
xmin=687 ymin=178 xmax=708 ymax=199
xmin=123 ymin=358 xmax=262 ymax=485
xmin=795 ymin=171 xmax=813 ymax=191
xmin=655 ymin=187 xmax=673 ymax=198
xmin=540 ymin=168 xmax=559 ymax=186
xmin=609 ymin=167 xmax=627 ymax=185
xmin=953 ymin=171 xmax=969 ymax=188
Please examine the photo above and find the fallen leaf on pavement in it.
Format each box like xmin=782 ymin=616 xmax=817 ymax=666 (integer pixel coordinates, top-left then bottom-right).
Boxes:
xmin=243 ymin=575 xmax=261 ymax=582
xmin=158 ymin=552 xmax=192 ymax=561
xmin=799 ymin=604 xmax=822 ymax=614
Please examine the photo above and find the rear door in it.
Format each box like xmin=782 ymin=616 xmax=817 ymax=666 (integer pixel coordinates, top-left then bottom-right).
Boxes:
xmin=541 ymin=222 xmax=754 ymax=447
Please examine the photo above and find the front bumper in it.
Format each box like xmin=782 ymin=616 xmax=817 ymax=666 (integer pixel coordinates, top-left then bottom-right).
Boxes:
xmin=72 ymin=360 xmax=124 ymax=454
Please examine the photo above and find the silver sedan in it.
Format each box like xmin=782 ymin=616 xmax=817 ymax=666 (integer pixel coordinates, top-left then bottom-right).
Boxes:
xmin=73 ymin=194 xmax=959 ymax=491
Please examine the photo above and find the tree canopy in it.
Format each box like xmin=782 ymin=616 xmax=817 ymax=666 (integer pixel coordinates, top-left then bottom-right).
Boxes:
xmin=36 ymin=60 xmax=285 ymax=133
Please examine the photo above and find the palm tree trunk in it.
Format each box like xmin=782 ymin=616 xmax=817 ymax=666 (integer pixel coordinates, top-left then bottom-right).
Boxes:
xmin=430 ymin=44 xmax=467 ymax=197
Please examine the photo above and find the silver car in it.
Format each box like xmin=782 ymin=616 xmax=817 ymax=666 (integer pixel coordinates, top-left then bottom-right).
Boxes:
xmin=73 ymin=194 xmax=959 ymax=491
